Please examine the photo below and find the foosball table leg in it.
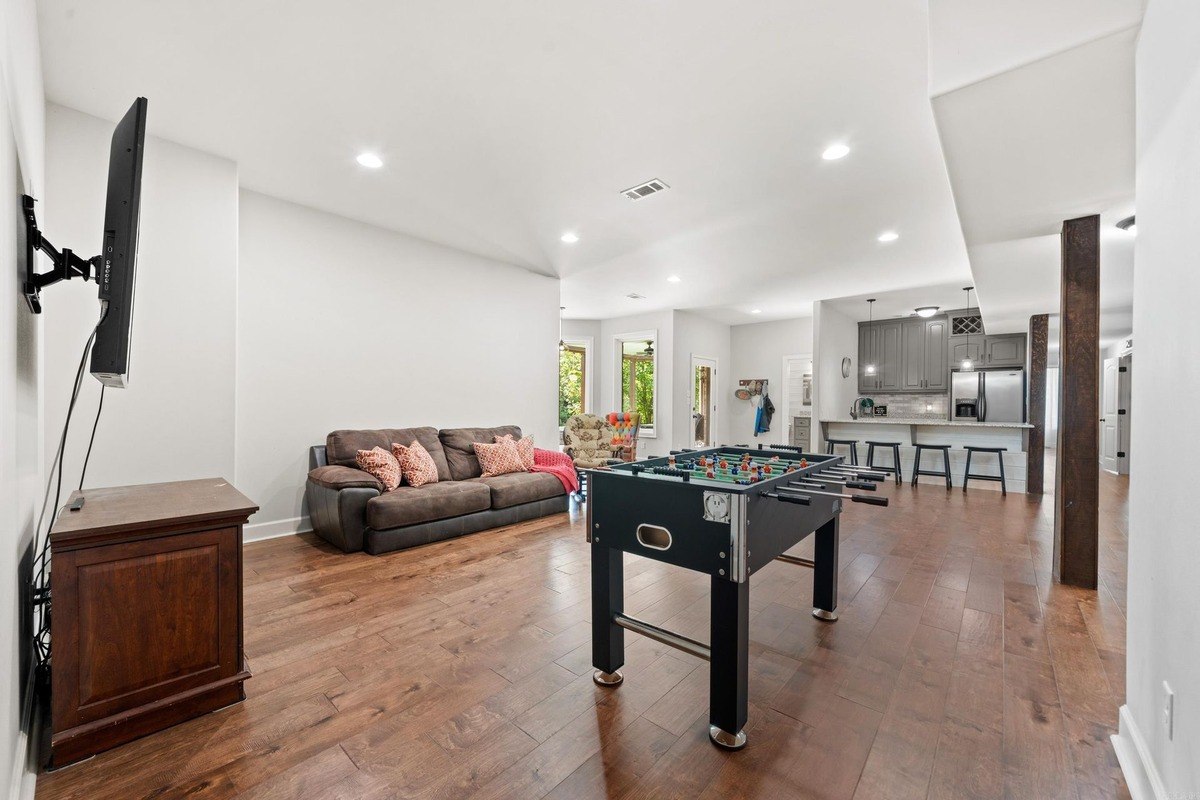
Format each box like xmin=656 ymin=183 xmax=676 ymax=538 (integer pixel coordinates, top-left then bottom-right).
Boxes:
xmin=812 ymin=517 xmax=840 ymax=621
xmin=591 ymin=543 xmax=625 ymax=687
xmin=708 ymin=576 xmax=749 ymax=750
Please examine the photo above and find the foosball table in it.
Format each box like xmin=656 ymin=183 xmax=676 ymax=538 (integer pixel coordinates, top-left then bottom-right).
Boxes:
xmin=586 ymin=444 xmax=889 ymax=750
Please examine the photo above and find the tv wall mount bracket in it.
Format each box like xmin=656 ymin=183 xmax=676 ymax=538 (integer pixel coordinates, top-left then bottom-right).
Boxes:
xmin=21 ymin=194 xmax=102 ymax=314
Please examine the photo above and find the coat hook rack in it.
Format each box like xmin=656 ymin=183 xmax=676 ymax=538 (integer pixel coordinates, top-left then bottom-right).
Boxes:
xmin=735 ymin=378 xmax=768 ymax=400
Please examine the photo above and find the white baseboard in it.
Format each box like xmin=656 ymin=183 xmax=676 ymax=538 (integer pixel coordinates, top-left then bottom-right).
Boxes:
xmin=1112 ymin=704 xmax=1166 ymax=800
xmin=243 ymin=515 xmax=311 ymax=543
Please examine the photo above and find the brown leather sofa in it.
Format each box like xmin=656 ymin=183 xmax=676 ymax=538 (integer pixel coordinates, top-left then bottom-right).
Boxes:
xmin=305 ymin=425 xmax=567 ymax=554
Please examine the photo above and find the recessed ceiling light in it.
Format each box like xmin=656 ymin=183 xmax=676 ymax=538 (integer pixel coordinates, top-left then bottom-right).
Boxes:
xmin=822 ymin=143 xmax=851 ymax=161
xmin=914 ymin=306 xmax=939 ymax=318
xmin=877 ymin=231 xmax=899 ymax=243
xmin=560 ymin=232 xmax=579 ymax=244
xmin=667 ymin=275 xmax=682 ymax=283
xmin=356 ymin=152 xmax=383 ymax=169
xmin=750 ymin=309 xmax=762 ymax=315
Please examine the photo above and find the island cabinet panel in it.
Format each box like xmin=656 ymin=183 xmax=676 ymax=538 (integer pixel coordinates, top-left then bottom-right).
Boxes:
xmin=49 ymin=478 xmax=257 ymax=768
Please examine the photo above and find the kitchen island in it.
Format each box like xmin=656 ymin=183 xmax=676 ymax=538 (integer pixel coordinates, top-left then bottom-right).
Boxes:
xmin=819 ymin=417 xmax=1035 ymax=493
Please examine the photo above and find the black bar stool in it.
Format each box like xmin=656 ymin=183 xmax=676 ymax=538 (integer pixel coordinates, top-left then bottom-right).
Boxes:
xmin=912 ymin=444 xmax=953 ymax=490
xmin=962 ymin=446 xmax=1008 ymax=496
xmin=865 ymin=441 xmax=902 ymax=484
xmin=825 ymin=438 xmax=859 ymax=465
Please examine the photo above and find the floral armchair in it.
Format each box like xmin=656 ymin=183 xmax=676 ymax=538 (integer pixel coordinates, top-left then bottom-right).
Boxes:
xmin=562 ymin=414 xmax=626 ymax=469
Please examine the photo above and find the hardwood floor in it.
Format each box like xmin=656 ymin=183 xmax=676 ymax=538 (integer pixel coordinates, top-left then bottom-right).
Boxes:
xmin=36 ymin=463 xmax=1131 ymax=799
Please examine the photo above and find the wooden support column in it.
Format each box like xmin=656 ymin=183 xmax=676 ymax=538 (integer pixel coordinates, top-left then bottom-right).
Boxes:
xmin=1053 ymin=216 xmax=1100 ymax=588
xmin=1027 ymin=314 xmax=1049 ymax=495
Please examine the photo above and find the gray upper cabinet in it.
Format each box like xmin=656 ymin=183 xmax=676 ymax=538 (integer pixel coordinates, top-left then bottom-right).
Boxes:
xmin=858 ymin=320 xmax=903 ymax=392
xmin=949 ymin=339 xmax=982 ymax=367
xmin=982 ymin=334 xmax=1026 ymax=367
xmin=860 ymin=316 xmax=947 ymax=393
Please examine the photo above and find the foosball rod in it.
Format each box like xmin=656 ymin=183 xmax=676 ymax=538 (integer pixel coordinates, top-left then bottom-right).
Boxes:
xmin=795 ymin=477 xmax=878 ymax=492
xmin=826 ymin=468 xmax=888 ymax=481
xmin=782 ymin=484 xmax=889 ymax=506
xmin=809 ymin=473 xmax=879 ymax=491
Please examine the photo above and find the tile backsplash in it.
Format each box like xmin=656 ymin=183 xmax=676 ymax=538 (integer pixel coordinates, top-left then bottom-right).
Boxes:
xmin=860 ymin=393 xmax=948 ymax=419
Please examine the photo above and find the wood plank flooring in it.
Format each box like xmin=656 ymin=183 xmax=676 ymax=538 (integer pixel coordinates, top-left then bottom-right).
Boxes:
xmin=36 ymin=463 xmax=1131 ymax=799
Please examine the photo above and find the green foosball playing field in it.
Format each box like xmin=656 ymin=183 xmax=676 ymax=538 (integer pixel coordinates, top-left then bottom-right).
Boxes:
xmin=666 ymin=450 xmax=813 ymax=485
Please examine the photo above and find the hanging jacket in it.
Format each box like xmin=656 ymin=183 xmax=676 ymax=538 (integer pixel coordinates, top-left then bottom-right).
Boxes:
xmin=754 ymin=393 xmax=775 ymax=436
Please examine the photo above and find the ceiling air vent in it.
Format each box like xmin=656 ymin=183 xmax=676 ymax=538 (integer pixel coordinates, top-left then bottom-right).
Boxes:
xmin=621 ymin=179 xmax=670 ymax=201
xmin=626 ymin=293 xmax=645 ymax=300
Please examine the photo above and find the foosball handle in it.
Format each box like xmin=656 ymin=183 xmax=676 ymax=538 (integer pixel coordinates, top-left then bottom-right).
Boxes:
xmin=855 ymin=471 xmax=887 ymax=481
xmin=851 ymin=494 xmax=889 ymax=507
xmin=761 ymin=491 xmax=812 ymax=506
xmin=846 ymin=481 xmax=876 ymax=491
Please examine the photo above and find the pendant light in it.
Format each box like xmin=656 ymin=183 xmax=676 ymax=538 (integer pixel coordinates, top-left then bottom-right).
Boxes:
xmin=863 ymin=299 xmax=877 ymax=376
xmin=960 ymin=287 xmax=975 ymax=372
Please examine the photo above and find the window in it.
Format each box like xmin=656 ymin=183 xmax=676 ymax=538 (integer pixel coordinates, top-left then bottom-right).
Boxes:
xmin=558 ymin=341 xmax=588 ymax=426
xmin=616 ymin=334 xmax=656 ymax=436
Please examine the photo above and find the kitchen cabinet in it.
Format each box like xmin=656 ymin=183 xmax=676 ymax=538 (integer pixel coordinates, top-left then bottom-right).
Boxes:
xmin=949 ymin=340 xmax=982 ymax=367
xmin=791 ymin=416 xmax=812 ymax=450
xmin=858 ymin=320 xmax=902 ymax=392
xmin=859 ymin=316 xmax=947 ymax=393
xmin=982 ymin=334 xmax=1026 ymax=367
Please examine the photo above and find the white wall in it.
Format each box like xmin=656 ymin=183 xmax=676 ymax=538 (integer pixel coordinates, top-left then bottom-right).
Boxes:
xmin=1116 ymin=1 xmax=1200 ymax=794
xmin=813 ymin=301 xmax=860 ymax=450
xmin=0 ymin=0 xmax=43 ymax=795
xmin=671 ymin=311 xmax=731 ymax=448
xmin=42 ymin=104 xmax=239 ymax=494
xmin=237 ymin=190 xmax=560 ymax=534
xmin=598 ymin=310 xmax=674 ymax=458
xmin=561 ymin=318 xmax=601 ymax=415
xmin=728 ymin=317 xmax=814 ymax=446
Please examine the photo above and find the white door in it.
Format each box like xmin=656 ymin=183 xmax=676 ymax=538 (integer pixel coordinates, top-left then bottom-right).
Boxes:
xmin=691 ymin=356 xmax=718 ymax=447
xmin=1100 ymin=357 xmax=1120 ymax=472
xmin=1117 ymin=354 xmax=1132 ymax=474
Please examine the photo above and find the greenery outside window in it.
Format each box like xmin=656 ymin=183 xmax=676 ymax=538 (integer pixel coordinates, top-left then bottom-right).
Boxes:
xmin=558 ymin=341 xmax=588 ymax=427
xmin=616 ymin=333 xmax=656 ymax=437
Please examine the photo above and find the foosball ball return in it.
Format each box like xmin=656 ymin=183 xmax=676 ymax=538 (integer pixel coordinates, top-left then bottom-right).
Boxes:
xmin=585 ymin=444 xmax=889 ymax=750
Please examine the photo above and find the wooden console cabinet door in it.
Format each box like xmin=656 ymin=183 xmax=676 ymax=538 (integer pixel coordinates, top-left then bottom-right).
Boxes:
xmin=49 ymin=479 xmax=256 ymax=767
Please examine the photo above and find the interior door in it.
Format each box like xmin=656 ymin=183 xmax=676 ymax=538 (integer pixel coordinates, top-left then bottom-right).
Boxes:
xmin=691 ymin=357 xmax=717 ymax=447
xmin=1100 ymin=357 xmax=1120 ymax=472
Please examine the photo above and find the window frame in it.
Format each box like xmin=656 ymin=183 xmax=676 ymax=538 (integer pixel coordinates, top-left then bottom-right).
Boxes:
xmin=558 ymin=336 xmax=593 ymax=430
xmin=612 ymin=329 xmax=658 ymax=438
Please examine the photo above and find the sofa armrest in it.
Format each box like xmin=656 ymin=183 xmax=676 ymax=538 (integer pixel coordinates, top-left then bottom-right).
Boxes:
xmin=308 ymin=465 xmax=384 ymax=492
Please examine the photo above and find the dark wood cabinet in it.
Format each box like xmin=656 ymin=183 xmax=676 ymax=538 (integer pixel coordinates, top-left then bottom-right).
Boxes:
xmin=49 ymin=478 xmax=257 ymax=767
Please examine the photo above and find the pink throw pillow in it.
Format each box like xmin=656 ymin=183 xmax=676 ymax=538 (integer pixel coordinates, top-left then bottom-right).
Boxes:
xmin=356 ymin=446 xmax=401 ymax=491
xmin=474 ymin=439 xmax=526 ymax=477
xmin=391 ymin=441 xmax=440 ymax=488
xmin=495 ymin=434 xmax=535 ymax=470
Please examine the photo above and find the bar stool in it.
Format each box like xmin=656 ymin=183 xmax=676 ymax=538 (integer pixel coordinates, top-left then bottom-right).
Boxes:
xmin=825 ymin=438 xmax=859 ymax=465
xmin=912 ymin=444 xmax=953 ymax=490
xmin=865 ymin=441 xmax=902 ymax=484
xmin=962 ymin=446 xmax=1008 ymax=496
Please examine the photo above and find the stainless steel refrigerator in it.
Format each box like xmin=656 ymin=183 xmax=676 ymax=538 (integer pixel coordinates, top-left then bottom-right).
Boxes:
xmin=950 ymin=368 xmax=1026 ymax=423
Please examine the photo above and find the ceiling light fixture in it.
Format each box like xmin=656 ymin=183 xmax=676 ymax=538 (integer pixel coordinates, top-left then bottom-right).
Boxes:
xmin=560 ymin=232 xmax=579 ymax=244
xmin=960 ymin=287 xmax=976 ymax=372
xmin=667 ymin=275 xmax=682 ymax=283
xmin=750 ymin=309 xmax=762 ymax=315
xmin=914 ymin=306 xmax=939 ymax=318
xmin=864 ymin=299 xmax=877 ymax=376
xmin=822 ymin=143 xmax=850 ymax=161
xmin=1116 ymin=215 xmax=1137 ymax=236
xmin=356 ymin=153 xmax=383 ymax=169
xmin=877 ymin=231 xmax=899 ymax=243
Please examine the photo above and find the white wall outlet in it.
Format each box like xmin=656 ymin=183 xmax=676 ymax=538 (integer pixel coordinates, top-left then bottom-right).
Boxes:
xmin=1162 ymin=681 xmax=1175 ymax=740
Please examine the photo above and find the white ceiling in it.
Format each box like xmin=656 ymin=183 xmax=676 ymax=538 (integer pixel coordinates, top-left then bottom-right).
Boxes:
xmin=37 ymin=1 xmax=1141 ymax=333
xmin=931 ymin=25 xmax=1138 ymax=346
xmin=38 ymin=0 xmax=972 ymax=325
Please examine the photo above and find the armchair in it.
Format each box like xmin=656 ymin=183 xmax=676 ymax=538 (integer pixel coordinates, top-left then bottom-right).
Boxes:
xmin=563 ymin=413 xmax=627 ymax=499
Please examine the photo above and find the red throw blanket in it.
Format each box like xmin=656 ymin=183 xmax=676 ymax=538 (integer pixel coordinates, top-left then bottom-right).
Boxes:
xmin=532 ymin=447 xmax=580 ymax=493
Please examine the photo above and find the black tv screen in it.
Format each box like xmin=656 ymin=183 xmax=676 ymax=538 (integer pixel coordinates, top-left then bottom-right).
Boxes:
xmin=90 ymin=97 xmax=147 ymax=388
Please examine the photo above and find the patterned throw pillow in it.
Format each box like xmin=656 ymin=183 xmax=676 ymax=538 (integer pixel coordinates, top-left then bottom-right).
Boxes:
xmin=391 ymin=440 xmax=440 ymax=488
xmin=474 ymin=439 xmax=526 ymax=477
xmin=355 ymin=447 xmax=401 ymax=491
xmin=495 ymin=434 xmax=535 ymax=470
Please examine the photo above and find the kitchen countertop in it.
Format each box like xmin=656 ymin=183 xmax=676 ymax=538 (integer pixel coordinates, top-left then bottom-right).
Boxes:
xmin=820 ymin=417 xmax=1033 ymax=429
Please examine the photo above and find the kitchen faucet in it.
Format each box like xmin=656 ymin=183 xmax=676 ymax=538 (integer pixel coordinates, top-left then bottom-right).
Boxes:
xmin=850 ymin=396 xmax=873 ymax=419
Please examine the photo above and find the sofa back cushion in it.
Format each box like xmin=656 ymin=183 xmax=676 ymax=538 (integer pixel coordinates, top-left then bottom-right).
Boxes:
xmin=326 ymin=427 xmax=452 ymax=482
xmin=439 ymin=425 xmax=522 ymax=480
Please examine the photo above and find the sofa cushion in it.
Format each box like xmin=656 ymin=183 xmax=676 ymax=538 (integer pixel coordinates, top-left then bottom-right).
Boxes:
xmin=473 ymin=472 xmax=565 ymax=509
xmin=439 ymin=426 xmax=522 ymax=480
xmin=327 ymin=427 xmax=452 ymax=481
xmin=366 ymin=481 xmax=491 ymax=530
